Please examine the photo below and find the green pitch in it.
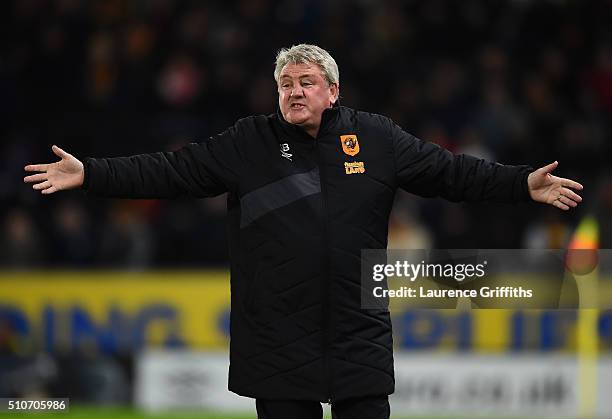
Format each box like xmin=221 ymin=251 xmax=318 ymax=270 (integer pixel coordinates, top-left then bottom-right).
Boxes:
xmin=0 ymin=406 xmax=254 ymax=419
xmin=0 ymin=406 xmax=545 ymax=419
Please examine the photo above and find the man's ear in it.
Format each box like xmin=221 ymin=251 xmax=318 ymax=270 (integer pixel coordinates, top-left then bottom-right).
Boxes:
xmin=330 ymin=83 xmax=339 ymax=104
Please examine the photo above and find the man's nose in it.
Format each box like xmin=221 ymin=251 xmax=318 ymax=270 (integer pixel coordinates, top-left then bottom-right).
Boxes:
xmin=290 ymin=85 xmax=304 ymax=97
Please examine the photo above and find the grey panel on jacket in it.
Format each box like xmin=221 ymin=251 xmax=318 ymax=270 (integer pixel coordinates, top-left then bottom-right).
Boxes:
xmin=240 ymin=168 xmax=321 ymax=228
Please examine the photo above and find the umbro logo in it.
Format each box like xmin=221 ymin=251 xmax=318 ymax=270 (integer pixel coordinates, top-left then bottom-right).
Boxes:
xmin=280 ymin=143 xmax=293 ymax=161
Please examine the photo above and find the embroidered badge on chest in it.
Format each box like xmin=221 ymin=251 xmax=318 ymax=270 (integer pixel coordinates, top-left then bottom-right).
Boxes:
xmin=340 ymin=134 xmax=360 ymax=156
xmin=340 ymin=134 xmax=365 ymax=174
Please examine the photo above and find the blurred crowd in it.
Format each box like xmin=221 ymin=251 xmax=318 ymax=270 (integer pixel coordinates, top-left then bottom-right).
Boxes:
xmin=1 ymin=0 xmax=612 ymax=269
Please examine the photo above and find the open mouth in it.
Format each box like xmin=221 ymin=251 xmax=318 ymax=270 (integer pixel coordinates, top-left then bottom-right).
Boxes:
xmin=290 ymin=103 xmax=306 ymax=110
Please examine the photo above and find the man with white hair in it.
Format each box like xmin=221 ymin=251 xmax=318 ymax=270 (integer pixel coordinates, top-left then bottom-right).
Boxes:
xmin=24 ymin=44 xmax=583 ymax=418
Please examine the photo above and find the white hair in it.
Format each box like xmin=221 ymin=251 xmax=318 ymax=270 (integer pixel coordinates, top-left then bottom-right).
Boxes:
xmin=274 ymin=44 xmax=340 ymax=86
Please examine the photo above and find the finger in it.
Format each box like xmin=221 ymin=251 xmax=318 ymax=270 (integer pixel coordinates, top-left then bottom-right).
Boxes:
xmin=552 ymin=199 xmax=569 ymax=211
xmin=558 ymin=195 xmax=577 ymax=208
xmin=560 ymin=177 xmax=583 ymax=191
xmin=42 ymin=185 xmax=58 ymax=195
xmin=24 ymin=173 xmax=48 ymax=183
xmin=553 ymin=199 xmax=569 ymax=210
xmin=24 ymin=164 xmax=49 ymax=172
xmin=540 ymin=160 xmax=558 ymax=174
xmin=33 ymin=181 xmax=52 ymax=191
xmin=52 ymin=145 xmax=69 ymax=159
xmin=560 ymin=187 xmax=582 ymax=203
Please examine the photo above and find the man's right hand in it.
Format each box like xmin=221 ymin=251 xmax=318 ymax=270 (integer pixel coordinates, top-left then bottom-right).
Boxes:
xmin=24 ymin=145 xmax=85 ymax=194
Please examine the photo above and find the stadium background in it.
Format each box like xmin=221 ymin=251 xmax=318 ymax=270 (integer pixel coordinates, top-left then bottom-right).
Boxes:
xmin=1 ymin=0 xmax=612 ymax=418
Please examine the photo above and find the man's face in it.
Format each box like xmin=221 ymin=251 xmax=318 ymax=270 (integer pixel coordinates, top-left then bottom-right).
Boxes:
xmin=278 ymin=63 xmax=338 ymax=137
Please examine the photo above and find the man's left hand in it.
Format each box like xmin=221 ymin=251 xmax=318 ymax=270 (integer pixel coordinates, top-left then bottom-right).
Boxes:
xmin=527 ymin=161 xmax=583 ymax=210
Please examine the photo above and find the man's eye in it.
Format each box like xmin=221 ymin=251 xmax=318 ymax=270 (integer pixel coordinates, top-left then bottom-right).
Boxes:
xmin=302 ymin=82 xmax=312 ymax=86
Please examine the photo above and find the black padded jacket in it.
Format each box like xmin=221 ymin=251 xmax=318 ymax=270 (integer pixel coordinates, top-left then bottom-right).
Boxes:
xmin=83 ymin=105 xmax=533 ymax=402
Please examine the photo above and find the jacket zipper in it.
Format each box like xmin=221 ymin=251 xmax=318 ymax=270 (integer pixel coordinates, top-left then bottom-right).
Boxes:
xmin=315 ymin=136 xmax=333 ymax=403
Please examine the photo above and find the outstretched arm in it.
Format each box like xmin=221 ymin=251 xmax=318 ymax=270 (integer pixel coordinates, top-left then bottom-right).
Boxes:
xmin=527 ymin=161 xmax=583 ymax=211
xmin=24 ymin=124 xmax=242 ymax=199
xmin=391 ymin=123 xmax=532 ymax=203
xmin=24 ymin=145 xmax=84 ymax=194
xmin=391 ymin=120 xmax=583 ymax=210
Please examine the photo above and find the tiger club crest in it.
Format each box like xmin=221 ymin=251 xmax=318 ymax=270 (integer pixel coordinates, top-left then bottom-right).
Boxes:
xmin=340 ymin=134 xmax=360 ymax=156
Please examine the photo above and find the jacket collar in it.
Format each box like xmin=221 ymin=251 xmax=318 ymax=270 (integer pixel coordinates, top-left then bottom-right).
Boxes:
xmin=276 ymin=102 xmax=341 ymax=143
